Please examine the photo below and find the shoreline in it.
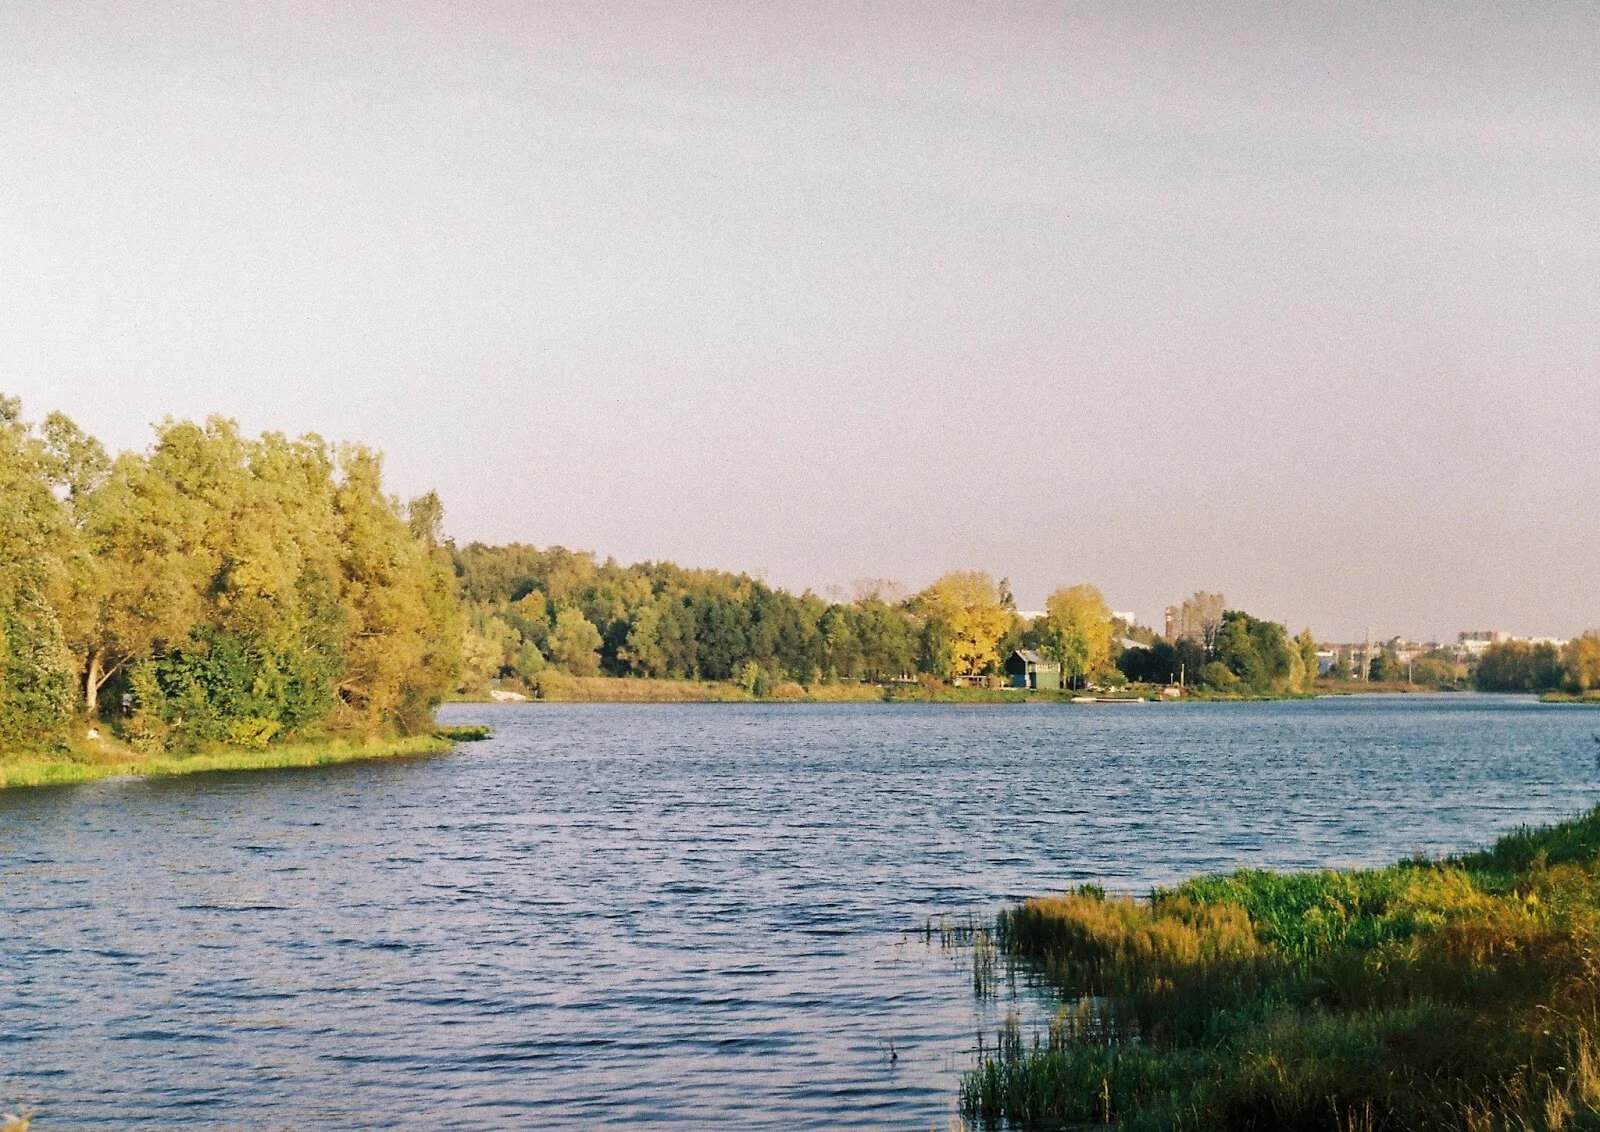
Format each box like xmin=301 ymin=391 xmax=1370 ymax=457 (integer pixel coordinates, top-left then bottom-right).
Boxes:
xmin=0 ymin=732 xmax=463 ymax=791
xmin=451 ymin=675 xmax=1358 ymax=706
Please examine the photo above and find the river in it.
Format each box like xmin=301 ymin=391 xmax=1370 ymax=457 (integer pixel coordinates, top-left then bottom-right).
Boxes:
xmin=4 ymin=695 xmax=1596 ymax=1127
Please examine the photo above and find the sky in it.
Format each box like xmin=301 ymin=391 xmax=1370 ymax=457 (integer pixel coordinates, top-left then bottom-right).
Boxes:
xmin=2 ymin=2 xmax=1596 ymax=641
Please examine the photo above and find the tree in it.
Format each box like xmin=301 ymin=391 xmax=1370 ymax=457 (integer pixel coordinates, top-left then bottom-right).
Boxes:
xmin=1295 ymin=629 xmax=1319 ymax=692
xmin=330 ymin=445 xmax=461 ymax=733
xmin=1211 ymin=610 xmax=1295 ymax=693
xmin=854 ymin=598 xmax=913 ymax=681
xmin=1368 ymin=650 xmax=1402 ymax=683
xmin=1172 ymin=592 xmax=1226 ymax=651
xmin=1564 ymin=633 xmax=1600 ymax=693
xmin=916 ymin=572 xmax=1011 ymax=678
xmin=1118 ymin=639 xmax=1179 ymax=684
xmin=0 ymin=396 xmax=77 ymax=743
xmin=65 ymin=421 xmax=243 ymax=717
xmin=1475 ymin=640 xmax=1563 ymax=693
xmin=618 ymin=599 xmax=667 ymax=677
xmin=548 ymin=607 xmax=603 ymax=676
xmin=1042 ymin=584 xmax=1113 ymax=689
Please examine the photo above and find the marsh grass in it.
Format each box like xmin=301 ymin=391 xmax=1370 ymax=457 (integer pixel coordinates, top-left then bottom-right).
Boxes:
xmin=964 ymin=808 xmax=1600 ymax=1130
xmin=0 ymin=733 xmax=453 ymax=790
xmin=434 ymin=724 xmax=493 ymax=741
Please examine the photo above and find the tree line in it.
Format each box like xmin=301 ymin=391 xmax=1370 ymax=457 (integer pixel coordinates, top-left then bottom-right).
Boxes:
xmin=19 ymin=397 xmax=1522 ymax=756
xmin=0 ymin=398 xmax=458 ymax=752
xmin=1115 ymin=595 xmax=1319 ymax=695
xmin=455 ymin=548 xmax=1320 ymax=697
xmin=1473 ymin=636 xmax=1600 ymax=694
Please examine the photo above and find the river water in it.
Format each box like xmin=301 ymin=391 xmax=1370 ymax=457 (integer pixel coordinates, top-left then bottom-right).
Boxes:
xmin=4 ymin=695 xmax=1597 ymax=1128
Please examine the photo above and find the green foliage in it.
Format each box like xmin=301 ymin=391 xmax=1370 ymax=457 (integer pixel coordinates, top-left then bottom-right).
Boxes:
xmin=1041 ymin=584 xmax=1112 ymax=689
xmin=1210 ymin=610 xmax=1295 ymax=692
xmin=0 ymin=400 xmax=77 ymax=745
xmin=128 ymin=623 xmax=338 ymax=750
xmin=0 ymin=396 xmax=460 ymax=750
xmin=1368 ymin=649 xmax=1403 ymax=682
xmin=964 ymin=807 xmax=1600 ymax=1130
xmin=451 ymin=544 xmax=920 ymax=687
xmin=548 ymin=607 xmax=603 ymax=676
xmin=1476 ymin=638 xmax=1567 ymax=693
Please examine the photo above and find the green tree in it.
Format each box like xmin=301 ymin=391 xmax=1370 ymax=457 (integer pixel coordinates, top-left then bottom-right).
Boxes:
xmin=548 ymin=607 xmax=603 ymax=676
xmin=0 ymin=396 xmax=77 ymax=743
xmin=1042 ymin=584 xmax=1113 ymax=689
xmin=1295 ymin=628 xmax=1319 ymax=692
xmin=330 ymin=447 xmax=461 ymax=733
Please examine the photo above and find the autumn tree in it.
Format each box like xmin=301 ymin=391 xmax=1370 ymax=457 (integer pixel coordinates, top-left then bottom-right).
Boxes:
xmin=1043 ymin=584 xmax=1113 ymax=689
xmin=1564 ymin=633 xmax=1600 ymax=693
xmin=916 ymin=572 xmax=1011 ymax=679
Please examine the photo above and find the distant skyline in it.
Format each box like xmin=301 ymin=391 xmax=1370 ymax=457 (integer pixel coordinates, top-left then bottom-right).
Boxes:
xmin=3 ymin=2 xmax=1596 ymax=641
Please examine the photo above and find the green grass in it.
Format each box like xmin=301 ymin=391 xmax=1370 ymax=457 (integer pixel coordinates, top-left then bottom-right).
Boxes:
xmin=1540 ymin=691 xmax=1600 ymax=705
xmin=964 ymin=809 xmax=1600 ymax=1130
xmin=433 ymin=723 xmax=493 ymax=741
xmin=0 ymin=733 xmax=455 ymax=790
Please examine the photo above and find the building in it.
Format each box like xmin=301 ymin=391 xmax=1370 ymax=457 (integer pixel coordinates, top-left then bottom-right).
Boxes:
xmin=1456 ymin=631 xmax=1505 ymax=658
xmin=1005 ymin=649 xmax=1062 ymax=690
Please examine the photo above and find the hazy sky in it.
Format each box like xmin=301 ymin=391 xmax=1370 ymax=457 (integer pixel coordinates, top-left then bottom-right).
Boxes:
xmin=3 ymin=2 xmax=1596 ymax=640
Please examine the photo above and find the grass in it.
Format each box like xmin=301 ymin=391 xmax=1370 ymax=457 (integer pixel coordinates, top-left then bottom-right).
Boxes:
xmin=0 ymin=732 xmax=457 ymax=790
xmin=1540 ymin=691 xmax=1600 ymax=705
xmin=963 ymin=809 xmax=1600 ymax=1130
xmin=459 ymin=674 xmax=1157 ymax=704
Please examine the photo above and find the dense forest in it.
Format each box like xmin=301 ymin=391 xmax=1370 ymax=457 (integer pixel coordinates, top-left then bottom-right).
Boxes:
xmin=454 ymin=543 xmax=1323 ymax=698
xmin=0 ymin=398 xmax=458 ymax=752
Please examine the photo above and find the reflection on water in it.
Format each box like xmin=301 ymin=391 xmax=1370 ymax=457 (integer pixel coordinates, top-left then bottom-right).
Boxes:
xmin=3 ymin=696 xmax=1595 ymax=1127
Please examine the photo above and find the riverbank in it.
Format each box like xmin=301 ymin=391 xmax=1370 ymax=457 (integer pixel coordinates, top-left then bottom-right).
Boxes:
xmin=0 ymin=730 xmax=475 ymax=790
xmin=1541 ymin=690 xmax=1600 ymax=705
xmin=963 ymin=807 xmax=1600 ymax=1130
xmin=453 ymin=675 xmax=1323 ymax=705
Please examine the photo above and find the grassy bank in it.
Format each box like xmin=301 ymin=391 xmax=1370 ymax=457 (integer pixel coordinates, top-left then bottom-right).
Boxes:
xmin=1541 ymin=691 xmax=1600 ymax=705
xmin=0 ymin=731 xmax=463 ymax=790
xmin=1313 ymin=679 xmax=1448 ymax=695
xmin=457 ymin=675 xmax=1176 ymax=705
xmin=964 ymin=809 xmax=1600 ymax=1130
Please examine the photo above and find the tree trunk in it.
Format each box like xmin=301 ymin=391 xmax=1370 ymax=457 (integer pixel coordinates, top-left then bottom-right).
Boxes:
xmin=84 ymin=648 xmax=103 ymax=717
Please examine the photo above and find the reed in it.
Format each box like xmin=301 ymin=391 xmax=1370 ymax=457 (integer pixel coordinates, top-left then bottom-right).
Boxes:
xmin=964 ymin=806 xmax=1600 ymax=1130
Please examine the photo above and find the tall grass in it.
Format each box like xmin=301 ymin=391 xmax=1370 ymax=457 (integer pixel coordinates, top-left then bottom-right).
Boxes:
xmin=964 ymin=807 xmax=1600 ymax=1130
xmin=0 ymin=733 xmax=453 ymax=790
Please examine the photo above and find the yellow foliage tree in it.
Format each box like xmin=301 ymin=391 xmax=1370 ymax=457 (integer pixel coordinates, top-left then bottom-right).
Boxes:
xmin=919 ymin=571 xmax=1011 ymax=678
xmin=1043 ymin=584 xmax=1112 ymax=688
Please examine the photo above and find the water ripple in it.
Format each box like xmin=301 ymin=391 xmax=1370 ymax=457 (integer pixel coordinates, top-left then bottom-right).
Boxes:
xmin=2 ymin=695 xmax=1596 ymax=1126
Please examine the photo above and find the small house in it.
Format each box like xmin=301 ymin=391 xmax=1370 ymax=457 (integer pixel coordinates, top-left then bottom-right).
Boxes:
xmin=1005 ymin=649 xmax=1061 ymax=690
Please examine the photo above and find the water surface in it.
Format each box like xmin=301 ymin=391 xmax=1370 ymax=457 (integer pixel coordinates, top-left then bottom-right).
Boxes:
xmin=4 ymin=695 xmax=1596 ymax=1127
